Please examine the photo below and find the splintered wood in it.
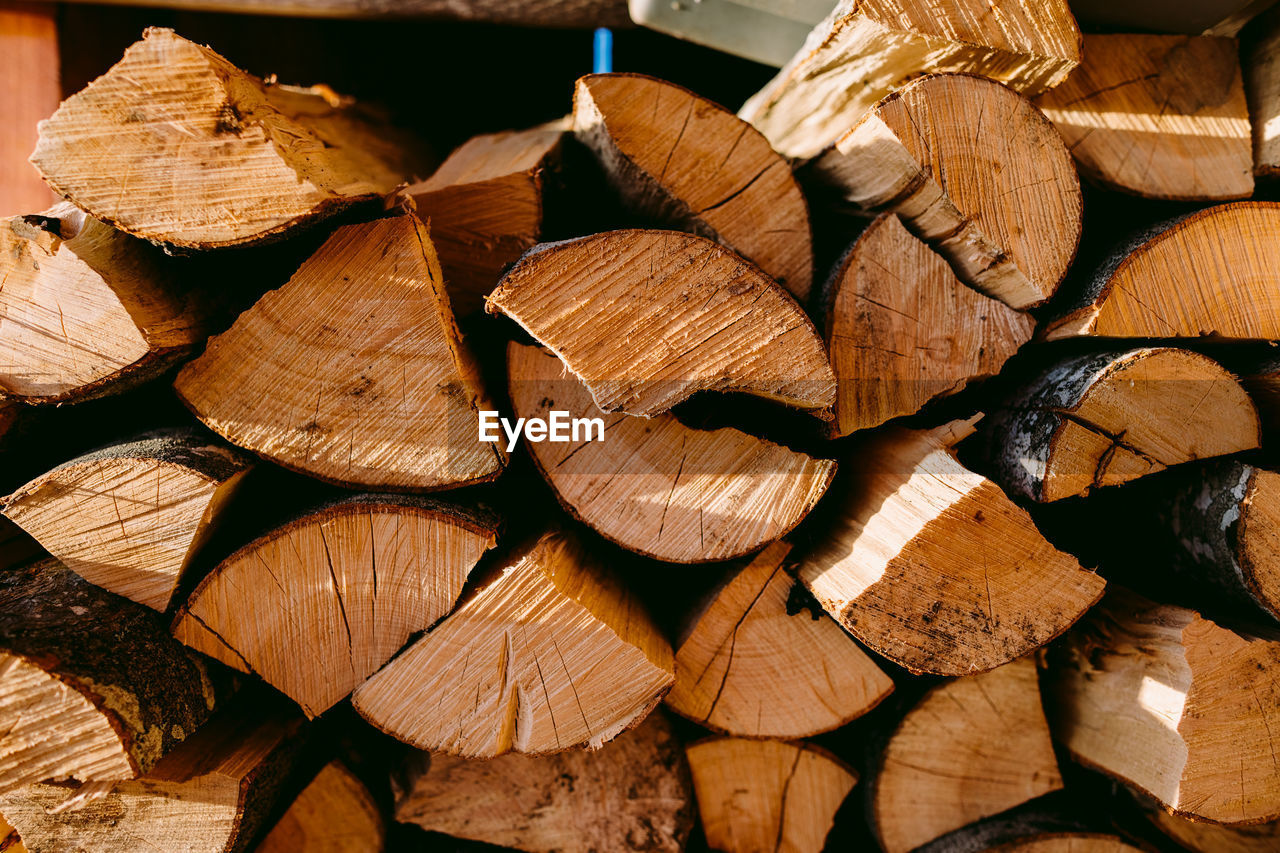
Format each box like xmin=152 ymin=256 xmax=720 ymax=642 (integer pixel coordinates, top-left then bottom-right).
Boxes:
xmin=507 ymin=344 xmax=835 ymax=563
xmin=487 ymin=230 xmax=835 ymax=418
xmin=173 ymin=496 xmax=497 ymax=717
xmin=353 ymin=530 xmax=673 ymax=757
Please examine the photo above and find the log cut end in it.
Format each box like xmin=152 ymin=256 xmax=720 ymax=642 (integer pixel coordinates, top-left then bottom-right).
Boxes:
xmin=257 ymin=761 xmax=385 ymax=853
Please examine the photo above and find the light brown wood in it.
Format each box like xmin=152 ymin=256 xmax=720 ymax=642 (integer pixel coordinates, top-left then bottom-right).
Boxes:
xmin=574 ymin=73 xmax=813 ymax=301
xmin=0 ymin=559 xmax=223 ymax=794
xmin=31 ymin=28 xmax=421 ymax=250
xmin=815 ymin=73 xmax=1081 ymax=310
xmin=977 ymin=348 xmax=1260 ymax=502
xmin=1037 ymin=34 xmax=1253 ymax=201
xmin=1247 ymin=8 xmax=1280 ymax=177
xmin=825 ymin=214 xmax=1035 ymax=436
xmin=4 ymin=428 xmax=254 ymax=611
xmin=173 ymin=496 xmax=497 ymax=718
xmin=507 ymin=343 xmax=835 ymax=563
xmin=686 ymin=737 xmax=856 ymax=853
xmin=871 ymin=657 xmax=1063 ymax=853
xmin=409 ymin=125 xmax=564 ymax=317
xmin=1045 ymin=202 xmax=1280 ymax=340
xmin=1045 ymin=587 xmax=1280 ymax=824
xmin=394 ymin=711 xmax=694 ymax=853
xmin=0 ymin=2 xmax=57 ymax=217
xmin=487 ymin=229 xmax=835 ymax=418
xmin=0 ymin=813 xmax=25 ymax=853
xmin=739 ymin=0 xmax=1081 ymax=159
xmin=0 ymin=698 xmax=305 ymax=853
xmin=797 ymin=419 xmax=1105 ymax=676
xmin=0 ymin=203 xmax=207 ymax=403
xmin=352 ymin=529 xmax=674 ymax=758
xmin=995 ymin=840 xmax=1144 ymax=853
xmin=175 ymin=213 xmax=505 ymax=491
xmin=666 ymin=541 xmax=892 ymax=738
xmin=256 ymin=761 xmax=385 ymax=853
xmin=1150 ymin=807 xmax=1280 ymax=852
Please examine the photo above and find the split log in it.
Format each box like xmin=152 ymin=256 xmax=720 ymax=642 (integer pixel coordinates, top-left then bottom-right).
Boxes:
xmin=1248 ymin=10 xmax=1280 ymax=177
xmin=913 ymin=808 xmax=1146 ymax=853
xmin=175 ymin=213 xmax=505 ymax=491
xmin=796 ymin=419 xmax=1105 ymax=675
xmin=506 ymin=343 xmax=836 ymax=563
xmin=1044 ymin=587 xmax=1280 ymax=824
xmin=1044 ymin=202 xmax=1280 ymax=340
xmin=487 ymin=229 xmax=835 ymax=418
xmin=0 ymin=696 xmax=307 ymax=853
xmin=685 ymin=737 xmax=856 ymax=853
xmin=173 ymin=495 xmax=498 ymax=718
xmin=352 ymin=529 xmax=674 ymax=758
xmin=0 ymin=559 xmax=224 ymax=794
xmin=0 ymin=204 xmax=206 ymax=403
xmin=1036 ymin=34 xmax=1253 ymax=201
xmin=1150 ymin=806 xmax=1280 ymax=852
xmin=3 ymin=428 xmax=254 ymax=612
xmin=813 ymin=73 xmax=1081 ymax=310
xmin=573 ymin=73 xmax=813 ymax=301
xmin=870 ymin=657 xmax=1062 ymax=853
xmin=665 ymin=540 xmax=892 ymax=738
xmin=825 ymin=214 xmax=1035 ymax=436
xmin=256 ymin=760 xmax=385 ymax=853
xmin=409 ymin=125 xmax=564 ymax=317
xmin=738 ymin=0 xmax=1081 ymax=159
xmin=31 ymin=28 xmax=421 ymax=250
xmin=394 ymin=712 xmax=694 ymax=853
xmin=0 ymin=2 xmax=57 ymax=216
xmin=976 ymin=348 xmax=1259 ymax=503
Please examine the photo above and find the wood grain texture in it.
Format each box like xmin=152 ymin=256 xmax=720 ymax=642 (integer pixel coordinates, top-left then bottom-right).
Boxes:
xmin=574 ymin=73 xmax=813 ymax=301
xmin=1046 ymin=202 xmax=1280 ymax=339
xmin=739 ymin=0 xmax=1081 ymax=158
xmin=666 ymin=541 xmax=892 ymax=738
xmin=487 ymin=230 xmax=835 ymax=418
xmin=816 ymin=73 xmax=1081 ymax=310
xmin=256 ymin=761 xmax=385 ymax=853
xmin=1248 ymin=9 xmax=1280 ymax=176
xmin=797 ymin=420 xmax=1105 ymax=676
xmin=173 ymin=496 xmax=497 ymax=718
xmin=1037 ymin=34 xmax=1253 ymax=200
xmin=32 ymin=28 xmax=422 ymax=249
xmin=825 ymin=214 xmax=1034 ymax=436
xmin=394 ymin=712 xmax=694 ymax=853
xmin=353 ymin=529 xmax=673 ymax=758
xmin=175 ymin=214 xmax=505 ymax=491
xmin=686 ymin=738 xmax=856 ymax=853
xmin=1045 ymin=587 xmax=1280 ymax=824
xmin=0 ymin=2 xmax=57 ymax=217
xmin=507 ymin=343 xmax=835 ymax=563
xmin=1150 ymin=807 xmax=1280 ymax=852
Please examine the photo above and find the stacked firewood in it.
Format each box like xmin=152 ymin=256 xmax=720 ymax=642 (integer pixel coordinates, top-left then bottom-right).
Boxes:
xmin=4 ymin=0 xmax=1280 ymax=850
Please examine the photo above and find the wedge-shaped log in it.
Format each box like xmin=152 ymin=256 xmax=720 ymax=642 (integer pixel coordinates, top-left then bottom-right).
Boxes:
xmin=31 ymin=28 xmax=417 ymax=249
xmin=0 ymin=697 xmax=305 ymax=853
xmin=173 ymin=495 xmax=498 ymax=718
xmin=409 ymin=125 xmax=564 ymax=316
xmin=825 ymin=215 xmax=1034 ymax=436
xmin=1045 ymin=203 xmax=1280 ymax=339
xmin=0 ymin=204 xmax=205 ymax=403
xmin=394 ymin=712 xmax=694 ymax=853
xmin=0 ymin=559 xmax=223 ymax=793
xmin=257 ymin=760 xmax=385 ymax=853
xmin=487 ymin=230 xmax=835 ymax=418
xmin=1248 ymin=11 xmax=1280 ymax=178
xmin=667 ymin=541 xmax=891 ymax=738
xmin=507 ymin=344 xmax=835 ymax=563
xmin=687 ymin=737 xmax=855 ymax=853
xmin=977 ymin=348 xmax=1259 ymax=503
xmin=1045 ymin=587 xmax=1280 ymax=824
xmin=871 ymin=657 xmax=1062 ymax=852
xmin=815 ymin=74 xmax=1081 ymax=310
xmin=574 ymin=73 xmax=813 ymax=301
xmin=738 ymin=0 xmax=1081 ymax=159
xmin=1037 ymin=34 xmax=1253 ymax=201
xmin=353 ymin=529 xmax=674 ymax=757
xmin=3 ymin=428 xmax=253 ymax=611
xmin=176 ymin=213 xmax=504 ymax=491
xmin=797 ymin=419 xmax=1105 ymax=675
